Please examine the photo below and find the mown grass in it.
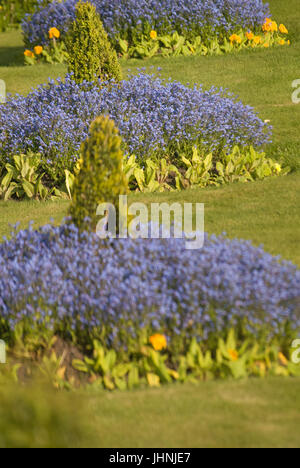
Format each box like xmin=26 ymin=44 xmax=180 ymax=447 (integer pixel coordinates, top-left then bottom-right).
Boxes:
xmin=1 ymin=377 xmax=300 ymax=448
xmin=1 ymin=172 xmax=299 ymax=265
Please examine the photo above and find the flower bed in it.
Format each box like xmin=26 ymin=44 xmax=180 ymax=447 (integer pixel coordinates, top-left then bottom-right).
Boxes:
xmin=22 ymin=0 xmax=270 ymax=47
xmin=0 ymin=73 xmax=271 ymax=181
xmin=1 ymin=224 xmax=299 ymax=351
xmin=23 ymin=0 xmax=290 ymax=61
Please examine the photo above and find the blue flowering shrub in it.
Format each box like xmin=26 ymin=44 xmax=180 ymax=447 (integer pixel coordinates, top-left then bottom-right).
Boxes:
xmin=22 ymin=0 xmax=270 ymax=49
xmin=1 ymin=224 xmax=299 ymax=387
xmin=0 ymin=73 xmax=271 ymax=184
xmin=1 ymin=224 xmax=299 ymax=344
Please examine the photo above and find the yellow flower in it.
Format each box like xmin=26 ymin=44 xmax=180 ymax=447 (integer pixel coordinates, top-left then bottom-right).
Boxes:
xmin=150 ymin=30 xmax=157 ymax=40
xmin=262 ymin=18 xmax=278 ymax=33
xmin=246 ymin=31 xmax=254 ymax=41
xmin=279 ymin=39 xmax=285 ymax=46
xmin=279 ymin=24 xmax=288 ymax=34
xmin=149 ymin=333 xmax=167 ymax=351
xmin=262 ymin=19 xmax=271 ymax=32
xmin=34 ymin=45 xmax=43 ymax=55
xmin=263 ymin=42 xmax=270 ymax=48
xmin=274 ymin=163 xmax=282 ymax=174
xmin=228 ymin=349 xmax=239 ymax=361
xmin=24 ymin=49 xmax=35 ymax=58
xmin=278 ymin=352 xmax=288 ymax=366
xmin=271 ymin=21 xmax=278 ymax=32
xmin=253 ymin=36 xmax=261 ymax=45
xmin=229 ymin=34 xmax=242 ymax=44
xmin=49 ymin=27 xmax=60 ymax=39
xmin=262 ymin=18 xmax=277 ymax=33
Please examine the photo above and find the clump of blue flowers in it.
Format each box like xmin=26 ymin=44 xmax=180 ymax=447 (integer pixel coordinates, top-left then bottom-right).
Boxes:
xmin=0 ymin=224 xmax=299 ymax=349
xmin=22 ymin=0 xmax=270 ymax=48
xmin=0 ymin=73 xmax=271 ymax=180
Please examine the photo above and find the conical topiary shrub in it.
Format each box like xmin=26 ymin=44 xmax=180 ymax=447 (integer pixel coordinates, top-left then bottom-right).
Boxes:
xmin=69 ymin=115 xmax=128 ymax=232
xmin=66 ymin=1 xmax=122 ymax=84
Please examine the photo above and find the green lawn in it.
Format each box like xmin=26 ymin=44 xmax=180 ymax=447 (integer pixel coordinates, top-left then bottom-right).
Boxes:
xmin=1 ymin=172 xmax=300 ymax=265
xmin=88 ymin=377 xmax=300 ymax=448
xmin=1 ymin=377 xmax=300 ymax=448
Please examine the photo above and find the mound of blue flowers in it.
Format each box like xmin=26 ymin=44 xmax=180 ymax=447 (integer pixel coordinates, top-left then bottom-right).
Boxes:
xmin=0 ymin=74 xmax=271 ymax=175
xmin=23 ymin=0 xmax=270 ymax=48
xmin=1 ymin=224 xmax=299 ymax=348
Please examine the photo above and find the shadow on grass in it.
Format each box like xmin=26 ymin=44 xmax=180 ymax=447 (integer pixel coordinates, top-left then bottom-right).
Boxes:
xmin=0 ymin=46 xmax=24 ymax=67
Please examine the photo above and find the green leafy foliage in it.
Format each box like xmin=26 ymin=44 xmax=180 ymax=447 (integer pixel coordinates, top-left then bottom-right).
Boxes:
xmin=72 ymin=340 xmax=175 ymax=390
xmin=73 ymin=340 xmax=135 ymax=390
xmin=123 ymin=154 xmax=181 ymax=192
xmin=117 ymin=28 xmax=290 ymax=59
xmin=69 ymin=115 xmax=128 ymax=231
xmin=24 ymin=41 xmax=69 ymax=66
xmin=180 ymin=147 xmax=214 ymax=188
xmin=0 ymin=0 xmax=39 ymax=32
xmin=66 ymin=0 xmax=122 ymax=84
xmin=2 ymin=324 xmax=299 ymax=392
xmin=215 ymin=146 xmax=289 ymax=184
xmin=0 ymin=152 xmax=50 ymax=200
xmin=71 ymin=329 xmax=299 ymax=390
xmin=52 ymin=159 xmax=82 ymax=200
xmin=122 ymin=146 xmax=287 ymax=193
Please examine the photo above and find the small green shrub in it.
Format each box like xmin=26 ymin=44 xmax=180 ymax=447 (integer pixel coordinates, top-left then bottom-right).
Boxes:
xmin=69 ymin=115 xmax=128 ymax=231
xmin=66 ymin=1 xmax=122 ymax=84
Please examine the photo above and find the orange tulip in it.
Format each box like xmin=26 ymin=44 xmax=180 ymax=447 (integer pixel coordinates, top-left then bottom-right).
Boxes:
xmin=149 ymin=334 xmax=167 ymax=351
xmin=34 ymin=45 xmax=43 ymax=55
xmin=49 ymin=27 xmax=60 ymax=39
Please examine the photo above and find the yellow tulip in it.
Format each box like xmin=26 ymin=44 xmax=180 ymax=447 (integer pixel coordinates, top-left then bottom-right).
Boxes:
xmin=246 ymin=31 xmax=254 ymax=41
xmin=262 ymin=18 xmax=277 ymax=33
xmin=150 ymin=30 xmax=157 ymax=40
xmin=279 ymin=24 xmax=288 ymax=34
xmin=229 ymin=34 xmax=242 ymax=44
